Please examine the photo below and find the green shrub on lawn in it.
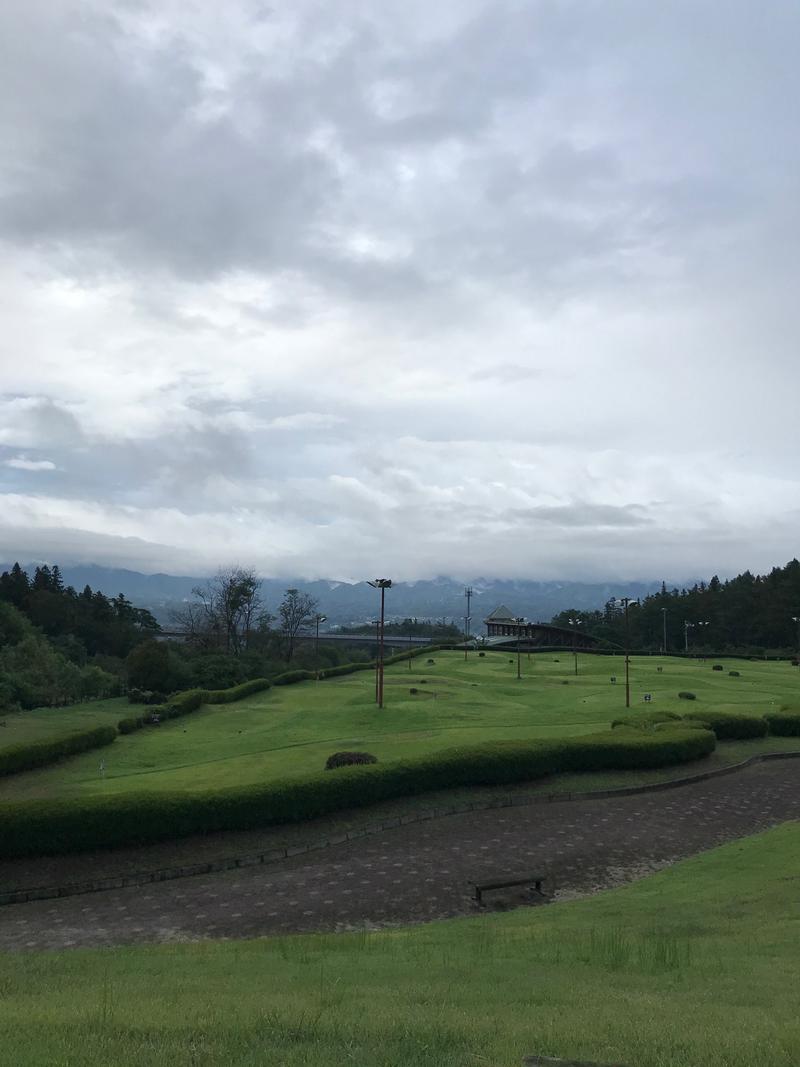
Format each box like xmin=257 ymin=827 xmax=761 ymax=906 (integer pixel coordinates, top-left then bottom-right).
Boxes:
xmin=0 ymin=727 xmax=715 ymax=858
xmin=765 ymin=710 xmax=800 ymax=736
xmin=678 ymin=691 xmax=697 ymax=700
xmin=0 ymin=726 xmax=117 ymax=778
xmin=682 ymin=710 xmax=768 ymax=739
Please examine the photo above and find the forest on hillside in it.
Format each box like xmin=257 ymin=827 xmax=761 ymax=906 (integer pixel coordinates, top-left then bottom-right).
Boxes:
xmin=551 ymin=559 xmax=800 ymax=655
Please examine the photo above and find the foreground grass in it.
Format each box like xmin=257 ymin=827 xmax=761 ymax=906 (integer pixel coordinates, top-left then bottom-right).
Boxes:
xmin=2 ymin=822 xmax=799 ymax=1066
xmin=1 ymin=651 xmax=796 ymax=802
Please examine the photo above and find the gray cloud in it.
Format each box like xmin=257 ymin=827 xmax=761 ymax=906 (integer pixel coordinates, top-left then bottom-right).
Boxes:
xmin=1 ymin=1 xmax=799 ymax=581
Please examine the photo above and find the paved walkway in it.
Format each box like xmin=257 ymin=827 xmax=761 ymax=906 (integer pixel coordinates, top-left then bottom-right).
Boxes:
xmin=1 ymin=761 xmax=797 ymax=952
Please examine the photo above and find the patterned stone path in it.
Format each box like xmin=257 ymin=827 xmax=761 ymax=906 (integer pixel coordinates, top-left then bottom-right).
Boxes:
xmin=1 ymin=761 xmax=797 ymax=952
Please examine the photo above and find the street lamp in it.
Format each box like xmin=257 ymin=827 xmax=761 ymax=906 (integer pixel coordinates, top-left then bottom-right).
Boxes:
xmin=566 ymin=616 xmax=582 ymax=676
xmin=464 ymin=586 xmax=473 ymax=662
xmin=684 ymin=620 xmax=708 ymax=654
xmin=618 ymin=597 xmax=638 ymax=708
xmin=313 ymin=613 xmax=327 ymax=678
xmin=367 ymin=579 xmax=392 ymax=708
xmin=792 ymin=615 xmax=800 ymax=655
xmin=661 ymin=607 xmax=668 ymax=655
xmin=514 ymin=616 xmax=525 ymax=680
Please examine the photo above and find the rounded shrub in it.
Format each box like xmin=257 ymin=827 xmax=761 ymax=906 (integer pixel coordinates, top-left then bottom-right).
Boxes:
xmin=712 ymin=664 xmax=724 ymax=671
xmin=678 ymin=691 xmax=697 ymax=700
xmin=729 ymin=670 xmax=740 ymax=677
xmin=409 ymin=687 xmax=419 ymax=695
xmin=325 ymin=751 xmax=378 ymax=770
xmin=478 ymin=651 xmax=485 ymax=657
xmin=426 ymin=659 xmax=435 ymax=665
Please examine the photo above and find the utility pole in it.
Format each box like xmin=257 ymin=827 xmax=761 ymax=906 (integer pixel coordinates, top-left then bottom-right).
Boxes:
xmin=567 ymin=616 xmax=581 ymax=675
xmin=661 ymin=607 xmax=667 ymax=655
xmin=367 ymin=579 xmax=392 ymax=708
xmin=313 ymin=613 xmax=327 ymax=680
xmin=464 ymin=586 xmax=473 ymax=662
xmin=619 ymin=597 xmax=637 ymax=708
xmin=515 ymin=616 xmax=525 ymax=680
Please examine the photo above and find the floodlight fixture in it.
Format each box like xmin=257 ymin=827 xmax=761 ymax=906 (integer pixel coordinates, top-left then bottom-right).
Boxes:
xmin=367 ymin=579 xmax=392 ymax=707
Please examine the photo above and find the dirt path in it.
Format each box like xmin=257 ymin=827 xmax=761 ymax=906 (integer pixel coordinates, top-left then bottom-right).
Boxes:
xmin=1 ymin=760 xmax=797 ymax=952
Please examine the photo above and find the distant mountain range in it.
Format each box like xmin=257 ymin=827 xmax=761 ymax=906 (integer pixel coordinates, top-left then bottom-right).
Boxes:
xmin=1 ymin=563 xmax=669 ymax=629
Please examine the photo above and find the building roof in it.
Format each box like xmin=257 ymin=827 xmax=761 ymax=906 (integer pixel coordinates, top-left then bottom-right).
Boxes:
xmin=484 ymin=604 xmax=518 ymax=622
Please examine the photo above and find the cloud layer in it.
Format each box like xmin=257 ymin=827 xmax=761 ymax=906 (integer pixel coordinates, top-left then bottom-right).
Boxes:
xmin=1 ymin=1 xmax=799 ymax=580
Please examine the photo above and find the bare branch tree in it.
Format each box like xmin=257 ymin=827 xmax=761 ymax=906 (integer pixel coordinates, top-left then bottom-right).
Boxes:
xmin=184 ymin=567 xmax=267 ymax=655
xmin=279 ymin=588 xmax=318 ymax=662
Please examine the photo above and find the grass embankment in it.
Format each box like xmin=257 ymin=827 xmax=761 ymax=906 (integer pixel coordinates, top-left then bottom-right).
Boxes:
xmin=1 ymin=652 xmax=797 ymax=802
xmin=2 ymin=822 xmax=799 ymax=1066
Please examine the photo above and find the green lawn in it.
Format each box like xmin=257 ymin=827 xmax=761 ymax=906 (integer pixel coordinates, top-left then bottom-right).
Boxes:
xmin=2 ymin=821 xmax=799 ymax=1066
xmin=0 ymin=695 xmax=128 ymax=747
xmin=0 ymin=651 xmax=796 ymax=802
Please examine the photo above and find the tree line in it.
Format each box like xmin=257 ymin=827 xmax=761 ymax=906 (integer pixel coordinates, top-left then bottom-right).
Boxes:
xmin=0 ymin=563 xmax=161 ymax=710
xmin=550 ymin=559 xmax=800 ymax=655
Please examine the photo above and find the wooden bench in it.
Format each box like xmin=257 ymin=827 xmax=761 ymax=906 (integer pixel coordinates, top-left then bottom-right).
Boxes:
xmin=471 ymin=873 xmax=545 ymax=905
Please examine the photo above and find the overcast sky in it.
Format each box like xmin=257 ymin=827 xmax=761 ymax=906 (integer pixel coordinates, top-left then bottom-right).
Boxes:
xmin=1 ymin=1 xmax=798 ymax=582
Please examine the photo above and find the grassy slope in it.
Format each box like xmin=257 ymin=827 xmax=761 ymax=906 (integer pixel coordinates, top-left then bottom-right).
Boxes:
xmin=2 ymin=821 xmax=799 ymax=1066
xmin=1 ymin=652 xmax=797 ymax=802
xmin=0 ymin=696 xmax=127 ymax=747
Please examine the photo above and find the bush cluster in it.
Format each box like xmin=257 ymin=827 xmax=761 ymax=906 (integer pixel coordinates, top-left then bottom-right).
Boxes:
xmin=128 ymin=689 xmax=167 ymax=706
xmin=765 ymin=710 xmax=800 ymax=736
xmin=0 ymin=725 xmax=117 ymax=778
xmin=678 ymin=691 xmax=697 ymax=700
xmin=729 ymin=670 xmax=741 ymax=677
xmin=712 ymin=664 xmax=724 ymax=671
xmin=325 ymin=751 xmax=378 ymax=770
xmin=682 ymin=710 xmax=768 ymax=740
xmin=0 ymin=728 xmax=715 ymax=858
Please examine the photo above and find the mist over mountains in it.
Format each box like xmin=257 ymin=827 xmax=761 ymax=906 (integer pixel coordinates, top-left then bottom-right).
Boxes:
xmin=1 ymin=564 xmax=666 ymax=628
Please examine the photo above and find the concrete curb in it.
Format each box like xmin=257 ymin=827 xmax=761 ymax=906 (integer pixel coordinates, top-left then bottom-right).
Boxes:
xmin=1 ymin=750 xmax=798 ymax=908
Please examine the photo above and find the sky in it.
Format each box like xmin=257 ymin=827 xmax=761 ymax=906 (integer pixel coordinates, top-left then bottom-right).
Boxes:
xmin=1 ymin=0 xmax=799 ymax=582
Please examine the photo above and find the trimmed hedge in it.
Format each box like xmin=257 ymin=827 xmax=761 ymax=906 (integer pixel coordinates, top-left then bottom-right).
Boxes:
xmin=682 ymin=710 xmax=768 ymax=740
xmin=205 ymin=678 xmax=271 ymax=702
xmin=0 ymin=725 xmax=117 ymax=778
xmin=272 ymin=669 xmax=316 ymax=686
xmin=765 ymin=710 xmax=800 ymax=736
xmin=320 ymin=661 xmax=374 ymax=679
xmin=0 ymin=728 xmax=715 ymax=858
xmin=611 ymin=711 xmax=681 ymax=730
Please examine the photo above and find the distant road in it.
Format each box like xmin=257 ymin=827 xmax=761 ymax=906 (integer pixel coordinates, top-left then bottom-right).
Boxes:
xmin=156 ymin=630 xmax=437 ymax=647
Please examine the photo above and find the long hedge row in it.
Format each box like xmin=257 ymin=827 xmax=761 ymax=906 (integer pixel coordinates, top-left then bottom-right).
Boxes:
xmin=0 ymin=727 xmax=714 ymax=858
xmin=0 ymin=725 xmax=117 ymax=778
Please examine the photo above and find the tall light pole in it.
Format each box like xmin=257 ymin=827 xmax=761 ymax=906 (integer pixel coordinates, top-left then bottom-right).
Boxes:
xmin=515 ymin=616 xmax=525 ymax=680
xmin=313 ymin=613 xmax=327 ymax=679
xmin=464 ymin=586 xmax=473 ymax=662
xmin=367 ymin=579 xmax=392 ymax=709
xmin=684 ymin=619 xmax=708 ymax=654
xmin=661 ymin=607 xmax=668 ymax=655
xmin=567 ymin=616 xmax=582 ymax=675
xmin=619 ymin=597 xmax=637 ymax=708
